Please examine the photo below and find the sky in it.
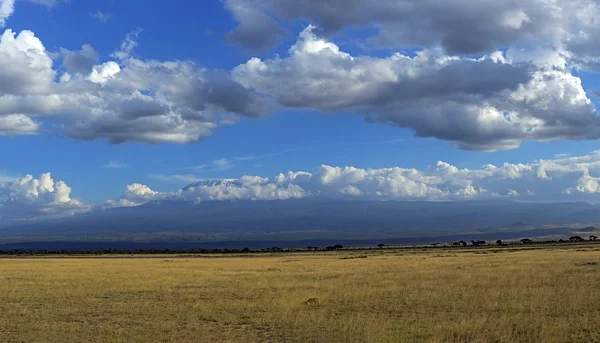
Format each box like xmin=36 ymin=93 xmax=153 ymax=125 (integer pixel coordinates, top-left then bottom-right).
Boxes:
xmin=3 ymin=0 xmax=600 ymax=223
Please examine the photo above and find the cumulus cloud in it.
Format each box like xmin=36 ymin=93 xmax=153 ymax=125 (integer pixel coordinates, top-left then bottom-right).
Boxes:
xmin=88 ymin=61 xmax=121 ymax=85
xmin=105 ymin=183 xmax=163 ymax=208
xmin=233 ymin=26 xmax=600 ymax=150
xmin=0 ymin=28 xmax=268 ymax=143
xmin=0 ymin=29 xmax=55 ymax=96
xmin=0 ymin=173 xmax=90 ymax=224
xmin=0 ymin=114 xmax=39 ymax=135
xmin=5 ymin=152 xmax=600 ymax=222
xmin=110 ymin=151 xmax=600 ymax=206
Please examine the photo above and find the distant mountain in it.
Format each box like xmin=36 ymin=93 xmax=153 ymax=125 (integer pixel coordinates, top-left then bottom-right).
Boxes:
xmin=1 ymin=199 xmax=600 ymax=244
xmin=181 ymin=179 xmax=241 ymax=191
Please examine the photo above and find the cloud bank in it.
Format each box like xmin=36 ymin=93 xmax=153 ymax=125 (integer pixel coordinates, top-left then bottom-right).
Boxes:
xmin=224 ymin=0 xmax=600 ymax=60
xmin=2 ymin=0 xmax=600 ymax=151
xmin=5 ymin=151 xmax=600 ymax=223
xmin=109 ymin=151 xmax=600 ymax=207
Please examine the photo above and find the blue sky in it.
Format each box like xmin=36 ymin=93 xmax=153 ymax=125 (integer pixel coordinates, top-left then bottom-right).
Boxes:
xmin=2 ymin=0 xmax=600 ymax=219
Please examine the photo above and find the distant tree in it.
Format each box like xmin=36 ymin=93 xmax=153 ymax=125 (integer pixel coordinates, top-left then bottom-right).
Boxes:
xmin=590 ymin=235 xmax=598 ymax=241
xmin=241 ymin=247 xmax=251 ymax=253
xmin=452 ymin=242 xmax=461 ymax=247
xmin=471 ymin=240 xmax=486 ymax=246
xmin=459 ymin=241 xmax=467 ymax=247
xmin=570 ymin=236 xmax=585 ymax=242
xmin=377 ymin=244 xmax=385 ymax=248
xmin=521 ymin=238 xmax=533 ymax=244
xmin=305 ymin=246 xmax=319 ymax=251
xmin=431 ymin=242 xmax=440 ymax=247
xmin=325 ymin=246 xmax=335 ymax=251
xmin=333 ymin=244 xmax=344 ymax=250
xmin=496 ymin=240 xmax=503 ymax=246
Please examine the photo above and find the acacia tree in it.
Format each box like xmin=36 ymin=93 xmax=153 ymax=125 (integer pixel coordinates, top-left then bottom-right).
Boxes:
xmin=570 ymin=236 xmax=584 ymax=242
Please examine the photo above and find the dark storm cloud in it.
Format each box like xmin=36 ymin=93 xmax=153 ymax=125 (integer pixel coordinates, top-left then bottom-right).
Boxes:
xmin=62 ymin=44 xmax=99 ymax=75
xmin=224 ymin=0 xmax=557 ymax=54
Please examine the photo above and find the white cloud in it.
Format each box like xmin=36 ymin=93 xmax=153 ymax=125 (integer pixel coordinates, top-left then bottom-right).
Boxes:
xmin=2 ymin=1 xmax=600 ymax=151
xmin=0 ymin=173 xmax=90 ymax=224
xmin=0 ymin=173 xmax=14 ymax=183
xmin=6 ymin=151 xmax=600 ymax=222
xmin=91 ymin=11 xmax=112 ymax=23
xmin=0 ymin=29 xmax=55 ymax=96
xmin=0 ymin=28 xmax=268 ymax=143
xmin=148 ymin=174 xmax=200 ymax=183
xmin=1 ymin=0 xmax=67 ymax=28
xmin=103 ymin=161 xmax=128 ymax=169
xmin=88 ymin=61 xmax=121 ymax=85
xmin=0 ymin=114 xmax=39 ymax=135
xmin=233 ymin=26 xmax=600 ymax=151
xmin=110 ymin=151 xmax=600 ymax=206
xmin=105 ymin=183 xmax=166 ymax=208
xmin=25 ymin=0 xmax=65 ymax=6
xmin=213 ymin=158 xmax=233 ymax=171
xmin=0 ymin=0 xmax=14 ymax=27
xmin=506 ymin=189 xmax=519 ymax=197
xmin=184 ymin=164 xmax=209 ymax=171
xmin=184 ymin=158 xmax=235 ymax=172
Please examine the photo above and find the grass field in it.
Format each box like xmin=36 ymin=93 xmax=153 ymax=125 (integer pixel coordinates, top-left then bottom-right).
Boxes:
xmin=2 ymin=244 xmax=600 ymax=342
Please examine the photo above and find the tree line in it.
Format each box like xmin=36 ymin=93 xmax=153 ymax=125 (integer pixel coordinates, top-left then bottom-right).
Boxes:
xmin=0 ymin=235 xmax=596 ymax=255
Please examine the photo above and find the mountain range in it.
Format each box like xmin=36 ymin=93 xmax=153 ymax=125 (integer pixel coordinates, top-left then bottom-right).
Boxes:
xmin=1 ymin=181 xmax=599 ymax=245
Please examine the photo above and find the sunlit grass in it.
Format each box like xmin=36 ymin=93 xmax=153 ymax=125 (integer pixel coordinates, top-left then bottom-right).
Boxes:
xmin=1 ymin=245 xmax=600 ymax=342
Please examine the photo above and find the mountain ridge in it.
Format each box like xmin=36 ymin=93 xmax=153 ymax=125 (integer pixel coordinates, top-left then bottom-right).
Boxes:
xmin=181 ymin=179 xmax=241 ymax=191
xmin=1 ymin=199 xmax=600 ymax=243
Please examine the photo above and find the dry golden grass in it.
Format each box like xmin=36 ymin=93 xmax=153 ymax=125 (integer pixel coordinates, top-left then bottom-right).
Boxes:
xmin=2 ymin=245 xmax=600 ymax=342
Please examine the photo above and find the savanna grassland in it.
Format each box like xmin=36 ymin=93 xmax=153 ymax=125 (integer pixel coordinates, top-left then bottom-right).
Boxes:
xmin=2 ymin=244 xmax=600 ymax=343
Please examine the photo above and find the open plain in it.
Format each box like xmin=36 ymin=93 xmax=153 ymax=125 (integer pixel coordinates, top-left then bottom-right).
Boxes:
xmin=1 ymin=244 xmax=600 ymax=342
